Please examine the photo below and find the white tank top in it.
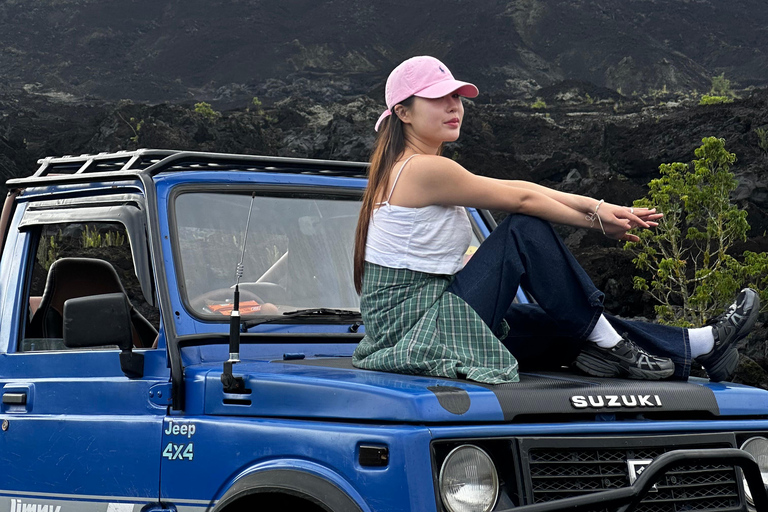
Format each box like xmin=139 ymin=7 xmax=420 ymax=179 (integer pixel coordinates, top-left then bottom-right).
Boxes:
xmin=365 ymin=155 xmax=472 ymax=275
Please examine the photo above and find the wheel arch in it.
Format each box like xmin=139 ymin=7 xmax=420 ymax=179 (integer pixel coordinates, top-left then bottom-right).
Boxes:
xmin=213 ymin=468 xmax=364 ymax=512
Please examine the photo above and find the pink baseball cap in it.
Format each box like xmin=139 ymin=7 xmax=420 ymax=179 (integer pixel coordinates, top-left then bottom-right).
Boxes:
xmin=374 ymin=56 xmax=479 ymax=131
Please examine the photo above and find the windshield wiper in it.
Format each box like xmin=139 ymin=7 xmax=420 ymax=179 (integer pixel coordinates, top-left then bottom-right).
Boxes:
xmin=242 ymin=308 xmax=362 ymax=329
xmin=282 ymin=308 xmax=361 ymax=318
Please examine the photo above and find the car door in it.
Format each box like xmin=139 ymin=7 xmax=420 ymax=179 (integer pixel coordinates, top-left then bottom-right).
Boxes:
xmin=0 ymin=199 xmax=169 ymax=511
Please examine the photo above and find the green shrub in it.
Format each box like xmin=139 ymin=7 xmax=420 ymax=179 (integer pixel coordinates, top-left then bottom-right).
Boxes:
xmin=625 ymin=137 xmax=768 ymax=326
xmin=115 ymin=112 xmax=143 ymax=144
xmin=129 ymin=117 xmax=143 ymax=143
xmin=710 ymin=73 xmax=733 ymax=97
xmin=194 ymin=102 xmax=220 ymax=120
xmin=699 ymin=95 xmax=733 ymax=106
xmin=755 ymin=127 xmax=768 ymax=155
xmin=81 ymin=225 xmax=126 ymax=248
xmin=38 ymin=230 xmax=62 ymax=271
xmin=700 ymin=74 xmax=737 ymax=106
xmin=250 ymin=96 xmax=266 ymax=116
xmin=531 ymin=98 xmax=547 ymax=109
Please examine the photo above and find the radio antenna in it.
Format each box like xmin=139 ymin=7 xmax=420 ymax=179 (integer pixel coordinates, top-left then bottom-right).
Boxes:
xmin=222 ymin=192 xmax=256 ymax=393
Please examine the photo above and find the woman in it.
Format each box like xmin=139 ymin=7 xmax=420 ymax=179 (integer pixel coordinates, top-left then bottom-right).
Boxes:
xmin=351 ymin=55 xmax=759 ymax=384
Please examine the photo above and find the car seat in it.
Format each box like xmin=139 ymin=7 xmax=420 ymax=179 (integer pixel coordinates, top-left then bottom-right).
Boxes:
xmin=27 ymin=257 xmax=157 ymax=348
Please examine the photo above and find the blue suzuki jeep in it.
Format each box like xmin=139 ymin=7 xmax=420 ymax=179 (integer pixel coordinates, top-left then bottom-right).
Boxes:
xmin=1 ymin=149 xmax=768 ymax=512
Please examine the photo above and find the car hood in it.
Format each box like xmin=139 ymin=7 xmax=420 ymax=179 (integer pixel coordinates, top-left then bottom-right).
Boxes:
xmin=190 ymin=357 xmax=768 ymax=423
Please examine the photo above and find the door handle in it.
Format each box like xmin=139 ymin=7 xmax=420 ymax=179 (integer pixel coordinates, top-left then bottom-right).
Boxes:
xmin=1 ymin=384 xmax=34 ymax=412
xmin=2 ymin=393 xmax=27 ymax=405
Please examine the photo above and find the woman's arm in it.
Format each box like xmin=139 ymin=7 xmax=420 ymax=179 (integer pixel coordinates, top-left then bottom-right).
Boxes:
xmin=393 ymin=156 xmax=659 ymax=241
xmin=499 ymin=179 xmax=662 ymax=232
xmin=499 ymin=180 xmax=595 ymax=212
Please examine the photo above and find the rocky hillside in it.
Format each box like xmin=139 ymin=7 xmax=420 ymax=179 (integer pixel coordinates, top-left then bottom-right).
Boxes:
xmin=4 ymin=85 xmax=767 ymax=274
xmin=3 ymin=0 xmax=768 ymax=106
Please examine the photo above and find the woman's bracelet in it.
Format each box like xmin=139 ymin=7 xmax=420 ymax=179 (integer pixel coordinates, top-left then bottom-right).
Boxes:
xmin=585 ymin=199 xmax=606 ymax=235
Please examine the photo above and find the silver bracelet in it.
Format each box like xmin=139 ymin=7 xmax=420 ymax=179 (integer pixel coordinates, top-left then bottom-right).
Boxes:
xmin=585 ymin=199 xmax=606 ymax=235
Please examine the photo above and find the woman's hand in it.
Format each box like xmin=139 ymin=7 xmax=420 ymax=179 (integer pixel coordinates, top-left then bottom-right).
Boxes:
xmin=596 ymin=203 xmax=663 ymax=242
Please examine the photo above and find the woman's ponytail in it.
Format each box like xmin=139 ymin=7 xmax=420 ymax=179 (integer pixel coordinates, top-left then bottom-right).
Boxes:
xmin=353 ymin=99 xmax=413 ymax=293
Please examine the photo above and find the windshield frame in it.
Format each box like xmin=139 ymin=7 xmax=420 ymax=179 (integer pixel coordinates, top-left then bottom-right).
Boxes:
xmin=168 ymin=183 xmax=364 ymax=324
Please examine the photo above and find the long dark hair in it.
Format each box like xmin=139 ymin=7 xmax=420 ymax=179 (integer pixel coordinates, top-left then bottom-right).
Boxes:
xmin=353 ymin=97 xmax=415 ymax=293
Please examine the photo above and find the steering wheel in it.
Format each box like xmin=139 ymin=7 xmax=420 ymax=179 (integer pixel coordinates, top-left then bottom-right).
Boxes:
xmin=239 ymin=282 xmax=288 ymax=304
xmin=190 ymin=288 xmax=264 ymax=313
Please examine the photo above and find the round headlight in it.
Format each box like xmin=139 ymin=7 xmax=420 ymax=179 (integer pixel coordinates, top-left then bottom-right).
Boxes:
xmin=740 ymin=436 xmax=768 ymax=506
xmin=439 ymin=445 xmax=499 ymax=512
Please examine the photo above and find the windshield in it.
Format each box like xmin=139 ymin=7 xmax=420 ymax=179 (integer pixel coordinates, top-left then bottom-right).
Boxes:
xmin=174 ymin=190 xmax=482 ymax=320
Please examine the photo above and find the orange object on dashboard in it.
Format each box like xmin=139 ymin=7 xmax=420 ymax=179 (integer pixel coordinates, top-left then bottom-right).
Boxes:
xmin=206 ymin=300 xmax=262 ymax=315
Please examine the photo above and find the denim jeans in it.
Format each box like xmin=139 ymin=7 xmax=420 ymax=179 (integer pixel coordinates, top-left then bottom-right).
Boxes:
xmin=447 ymin=214 xmax=691 ymax=379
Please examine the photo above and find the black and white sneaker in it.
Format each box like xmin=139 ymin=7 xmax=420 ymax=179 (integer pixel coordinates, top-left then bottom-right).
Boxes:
xmin=696 ymin=288 xmax=760 ymax=383
xmin=575 ymin=337 xmax=675 ymax=380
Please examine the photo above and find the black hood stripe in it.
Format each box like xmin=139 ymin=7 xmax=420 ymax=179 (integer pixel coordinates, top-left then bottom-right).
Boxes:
xmin=276 ymin=358 xmax=720 ymax=421
xmin=479 ymin=372 xmax=719 ymax=421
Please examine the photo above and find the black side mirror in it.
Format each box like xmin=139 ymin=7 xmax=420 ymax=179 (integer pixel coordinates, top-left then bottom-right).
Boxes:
xmin=63 ymin=293 xmax=144 ymax=378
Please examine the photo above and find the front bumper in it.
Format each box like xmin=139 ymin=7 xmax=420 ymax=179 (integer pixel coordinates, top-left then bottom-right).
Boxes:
xmin=505 ymin=448 xmax=768 ymax=512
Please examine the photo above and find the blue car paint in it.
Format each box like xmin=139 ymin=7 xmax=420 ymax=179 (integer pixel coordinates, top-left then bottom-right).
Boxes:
xmin=159 ymin=418 xmax=435 ymax=512
xmin=183 ymin=359 xmax=768 ymax=423
xmin=195 ymin=364 xmax=505 ymax=422
xmin=0 ymin=351 xmax=166 ymax=510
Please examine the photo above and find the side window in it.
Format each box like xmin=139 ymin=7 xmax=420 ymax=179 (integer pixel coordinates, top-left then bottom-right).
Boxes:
xmin=22 ymin=222 xmax=159 ymax=352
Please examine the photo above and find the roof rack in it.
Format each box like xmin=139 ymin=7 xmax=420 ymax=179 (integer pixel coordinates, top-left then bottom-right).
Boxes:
xmin=6 ymin=149 xmax=370 ymax=187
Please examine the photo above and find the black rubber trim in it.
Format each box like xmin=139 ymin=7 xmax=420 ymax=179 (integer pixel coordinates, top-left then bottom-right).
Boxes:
xmin=214 ymin=468 xmax=363 ymax=512
xmin=139 ymin=171 xmax=184 ymax=410
xmin=178 ymin=332 xmax=363 ymax=347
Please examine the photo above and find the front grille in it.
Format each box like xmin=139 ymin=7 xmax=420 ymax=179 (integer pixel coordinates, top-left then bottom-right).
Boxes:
xmin=522 ymin=435 xmax=742 ymax=512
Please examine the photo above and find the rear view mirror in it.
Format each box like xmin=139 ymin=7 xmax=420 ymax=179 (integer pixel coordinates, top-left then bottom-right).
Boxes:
xmin=299 ymin=215 xmax=320 ymax=235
